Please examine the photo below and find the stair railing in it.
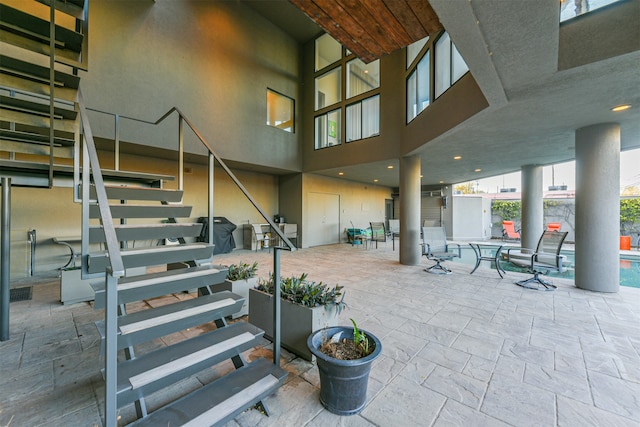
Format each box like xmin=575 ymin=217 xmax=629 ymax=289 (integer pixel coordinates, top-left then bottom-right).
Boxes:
xmin=76 ymin=88 xmax=124 ymax=427
xmin=77 ymin=105 xmax=296 ymax=368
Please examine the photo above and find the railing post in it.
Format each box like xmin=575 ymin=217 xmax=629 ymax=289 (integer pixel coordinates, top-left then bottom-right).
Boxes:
xmin=178 ymin=117 xmax=184 ymax=192
xmin=273 ymin=248 xmax=281 ymax=366
xmin=1 ymin=178 xmax=11 ymax=341
xmin=208 ymin=153 xmax=214 ymax=245
xmin=104 ymin=271 xmax=118 ymax=427
xmin=114 ymin=113 xmax=120 ymax=171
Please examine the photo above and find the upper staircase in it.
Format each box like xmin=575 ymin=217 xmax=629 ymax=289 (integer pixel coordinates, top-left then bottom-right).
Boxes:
xmin=1 ymin=1 xmax=294 ymax=425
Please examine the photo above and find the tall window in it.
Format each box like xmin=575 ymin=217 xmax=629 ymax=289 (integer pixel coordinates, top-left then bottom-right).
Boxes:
xmin=313 ymin=33 xmax=381 ymax=149
xmin=347 ymin=95 xmax=380 ymax=142
xmin=407 ymin=52 xmax=429 ymax=123
xmin=407 ymin=36 xmax=428 ymax=69
xmin=266 ymin=89 xmax=294 ymax=132
xmin=435 ymin=32 xmax=469 ymax=99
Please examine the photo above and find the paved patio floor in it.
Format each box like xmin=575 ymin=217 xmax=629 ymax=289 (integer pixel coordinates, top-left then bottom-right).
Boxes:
xmin=1 ymin=243 xmax=639 ymax=426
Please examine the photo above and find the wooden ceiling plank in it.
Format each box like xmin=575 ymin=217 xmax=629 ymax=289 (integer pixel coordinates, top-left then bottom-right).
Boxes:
xmin=383 ymin=0 xmax=429 ymax=41
xmin=406 ymin=0 xmax=443 ymax=36
xmin=361 ymin=0 xmax=414 ymax=47
xmin=334 ymin=0 xmax=400 ymax=55
xmin=289 ymin=0 xmax=375 ymax=62
xmin=311 ymin=0 xmax=385 ymax=61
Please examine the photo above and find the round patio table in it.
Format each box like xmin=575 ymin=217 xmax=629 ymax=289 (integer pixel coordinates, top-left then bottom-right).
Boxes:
xmin=469 ymin=242 xmax=506 ymax=278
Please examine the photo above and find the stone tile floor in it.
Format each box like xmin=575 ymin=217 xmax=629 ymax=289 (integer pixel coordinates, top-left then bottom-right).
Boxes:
xmin=1 ymin=243 xmax=639 ymax=426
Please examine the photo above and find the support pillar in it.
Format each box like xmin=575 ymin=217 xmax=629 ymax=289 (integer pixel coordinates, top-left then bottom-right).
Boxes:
xmin=521 ymin=165 xmax=544 ymax=252
xmin=575 ymin=123 xmax=620 ymax=292
xmin=399 ymin=155 xmax=421 ymax=265
xmin=1 ymin=178 xmax=11 ymax=341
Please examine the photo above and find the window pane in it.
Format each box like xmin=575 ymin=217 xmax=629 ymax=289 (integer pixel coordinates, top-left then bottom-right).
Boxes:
xmin=560 ymin=0 xmax=621 ymax=22
xmin=361 ymin=95 xmax=379 ymax=138
xmin=407 ymin=36 xmax=428 ymax=68
xmin=416 ymin=53 xmax=430 ymax=113
xmin=315 ymin=33 xmax=341 ymax=71
xmin=451 ymin=43 xmax=469 ymax=83
xmin=435 ymin=32 xmax=451 ymax=98
xmin=266 ymin=89 xmax=294 ymax=132
xmin=346 ymin=103 xmax=361 ymax=142
xmin=315 ymin=67 xmax=341 ymax=110
xmin=315 ymin=109 xmax=342 ymax=149
xmin=347 ymin=58 xmax=380 ymax=98
xmin=407 ymin=70 xmax=417 ymax=122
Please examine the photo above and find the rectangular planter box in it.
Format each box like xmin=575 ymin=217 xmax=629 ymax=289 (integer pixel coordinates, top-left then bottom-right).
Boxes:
xmin=210 ymin=277 xmax=258 ymax=319
xmin=248 ymin=288 xmax=339 ymax=361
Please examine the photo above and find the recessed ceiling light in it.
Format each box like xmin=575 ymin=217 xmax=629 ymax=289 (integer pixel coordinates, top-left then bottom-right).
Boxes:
xmin=387 ymin=165 xmax=394 ymax=169
xmin=475 ymin=168 xmax=482 ymax=172
xmin=454 ymin=155 xmax=462 ymax=160
xmin=611 ymin=104 xmax=631 ymax=112
xmin=338 ymin=172 xmax=344 ymax=176
xmin=439 ymin=180 xmax=444 ymax=184
xmin=373 ymin=179 xmax=379 ymax=182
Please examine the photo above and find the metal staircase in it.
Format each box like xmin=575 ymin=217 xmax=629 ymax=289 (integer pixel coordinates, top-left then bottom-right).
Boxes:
xmin=1 ymin=1 xmax=295 ymax=425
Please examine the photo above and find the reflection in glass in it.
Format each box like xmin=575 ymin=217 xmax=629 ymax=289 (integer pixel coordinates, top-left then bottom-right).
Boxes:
xmin=266 ymin=89 xmax=294 ymax=132
xmin=315 ymin=67 xmax=342 ymax=110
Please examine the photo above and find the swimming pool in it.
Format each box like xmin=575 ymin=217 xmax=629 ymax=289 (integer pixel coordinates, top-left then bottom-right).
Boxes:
xmin=451 ymin=245 xmax=640 ymax=288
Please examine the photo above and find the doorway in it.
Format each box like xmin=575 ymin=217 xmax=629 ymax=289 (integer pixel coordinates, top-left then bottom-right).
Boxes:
xmin=306 ymin=192 xmax=340 ymax=247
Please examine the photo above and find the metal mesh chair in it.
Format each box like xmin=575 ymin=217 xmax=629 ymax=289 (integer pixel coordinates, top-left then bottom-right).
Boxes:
xmin=506 ymin=230 xmax=568 ymax=290
xmin=421 ymin=227 xmax=461 ymax=274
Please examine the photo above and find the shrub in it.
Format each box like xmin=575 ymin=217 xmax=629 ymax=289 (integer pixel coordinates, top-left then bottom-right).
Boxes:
xmin=256 ymin=272 xmax=346 ymax=313
xmin=226 ymin=261 xmax=258 ymax=281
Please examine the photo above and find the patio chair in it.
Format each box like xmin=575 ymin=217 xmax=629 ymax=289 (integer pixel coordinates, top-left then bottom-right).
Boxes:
xmin=421 ymin=227 xmax=461 ymax=274
xmin=370 ymin=222 xmax=392 ymax=249
xmin=502 ymin=221 xmax=521 ymax=241
xmin=546 ymin=222 xmax=562 ymax=232
xmin=506 ymin=230 xmax=568 ymax=291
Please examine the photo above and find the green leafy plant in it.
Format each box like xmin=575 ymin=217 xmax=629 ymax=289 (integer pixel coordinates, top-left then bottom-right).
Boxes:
xmin=226 ymin=261 xmax=258 ymax=281
xmin=621 ymin=198 xmax=640 ymax=235
xmin=256 ymin=272 xmax=346 ymax=313
xmin=350 ymin=318 xmax=370 ymax=356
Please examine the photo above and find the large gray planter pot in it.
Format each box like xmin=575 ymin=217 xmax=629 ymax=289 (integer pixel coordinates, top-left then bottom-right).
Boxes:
xmin=210 ymin=277 xmax=258 ymax=319
xmin=307 ymin=326 xmax=382 ymax=415
xmin=248 ymin=288 xmax=339 ymax=361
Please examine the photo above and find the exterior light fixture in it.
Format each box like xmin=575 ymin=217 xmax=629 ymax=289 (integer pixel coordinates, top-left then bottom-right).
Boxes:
xmin=387 ymin=165 xmax=394 ymax=169
xmin=475 ymin=168 xmax=482 ymax=172
xmin=338 ymin=172 xmax=344 ymax=176
xmin=453 ymin=156 xmax=462 ymax=160
xmin=611 ymin=104 xmax=631 ymax=112
xmin=373 ymin=179 xmax=379 ymax=182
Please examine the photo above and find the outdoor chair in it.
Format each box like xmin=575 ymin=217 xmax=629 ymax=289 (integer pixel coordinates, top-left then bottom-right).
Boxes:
xmin=421 ymin=227 xmax=461 ymax=274
xmin=388 ymin=219 xmax=400 ymax=250
xmin=502 ymin=221 xmax=521 ymax=241
xmin=546 ymin=222 xmax=562 ymax=232
xmin=506 ymin=230 xmax=568 ymax=291
xmin=370 ymin=222 xmax=392 ymax=249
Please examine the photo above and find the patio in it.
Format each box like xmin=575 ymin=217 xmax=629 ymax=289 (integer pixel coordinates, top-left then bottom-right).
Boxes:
xmin=1 ymin=243 xmax=639 ymax=426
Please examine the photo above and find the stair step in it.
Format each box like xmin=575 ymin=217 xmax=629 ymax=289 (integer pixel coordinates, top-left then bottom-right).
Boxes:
xmin=128 ymin=358 xmax=288 ymax=427
xmin=94 ymin=185 xmax=184 ymax=202
xmin=116 ymin=322 xmax=264 ymax=406
xmin=89 ymin=203 xmax=192 ymax=219
xmin=95 ymin=291 xmax=244 ymax=350
xmin=0 ymin=137 xmax=73 ymax=158
xmin=88 ymin=243 xmax=214 ymax=274
xmin=36 ymin=0 xmax=86 ymax=20
xmin=92 ymin=264 xmax=226 ymax=309
xmin=0 ymin=4 xmax=84 ymax=53
xmin=88 ymin=222 xmax=203 ymax=244
xmin=0 ymin=54 xmax=81 ymax=90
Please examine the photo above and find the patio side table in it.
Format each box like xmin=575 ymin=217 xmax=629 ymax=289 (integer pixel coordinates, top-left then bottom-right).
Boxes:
xmin=469 ymin=242 xmax=506 ymax=278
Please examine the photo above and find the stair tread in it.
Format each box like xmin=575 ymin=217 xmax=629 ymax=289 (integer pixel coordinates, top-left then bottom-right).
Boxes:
xmin=89 ymin=203 xmax=192 ymax=219
xmin=88 ymin=243 xmax=214 ymax=274
xmin=96 ymin=291 xmax=243 ymax=349
xmin=88 ymin=222 xmax=204 ymax=243
xmin=128 ymin=358 xmax=287 ymax=427
xmin=117 ymin=322 xmax=263 ymax=397
xmin=92 ymin=184 xmax=184 ymax=202
xmin=92 ymin=264 xmax=227 ymax=308
xmin=0 ymin=54 xmax=81 ymax=89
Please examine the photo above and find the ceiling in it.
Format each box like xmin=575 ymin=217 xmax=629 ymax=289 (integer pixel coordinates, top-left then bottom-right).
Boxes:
xmin=245 ymin=0 xmax=640 ymax=189
xmin=288 ymin=0 xmax=442 ymax=63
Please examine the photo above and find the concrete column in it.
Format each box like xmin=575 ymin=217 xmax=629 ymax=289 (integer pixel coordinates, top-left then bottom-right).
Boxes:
xmin=399 ymin=155 xmax=421 ymax=265
xmin=521 ymin=165 xmax=544 ymax=252
xmin=1 ymin=178 xmax=10 ymax=341
xmin=575 ymin=123 xmax=620 ymax=292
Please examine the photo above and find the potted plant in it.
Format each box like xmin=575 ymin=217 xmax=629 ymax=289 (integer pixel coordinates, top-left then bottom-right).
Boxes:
xmin=248 ymin=272 xmax=346 ymax=361
xmin=307 ymin=319 xmax=382 ymax=415
xmin=210 ymin=261 xmax=258 ymax=318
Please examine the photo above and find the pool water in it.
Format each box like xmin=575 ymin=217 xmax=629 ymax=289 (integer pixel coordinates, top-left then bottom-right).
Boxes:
xmin=452 ymin=246 xmax=640 ymax=288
